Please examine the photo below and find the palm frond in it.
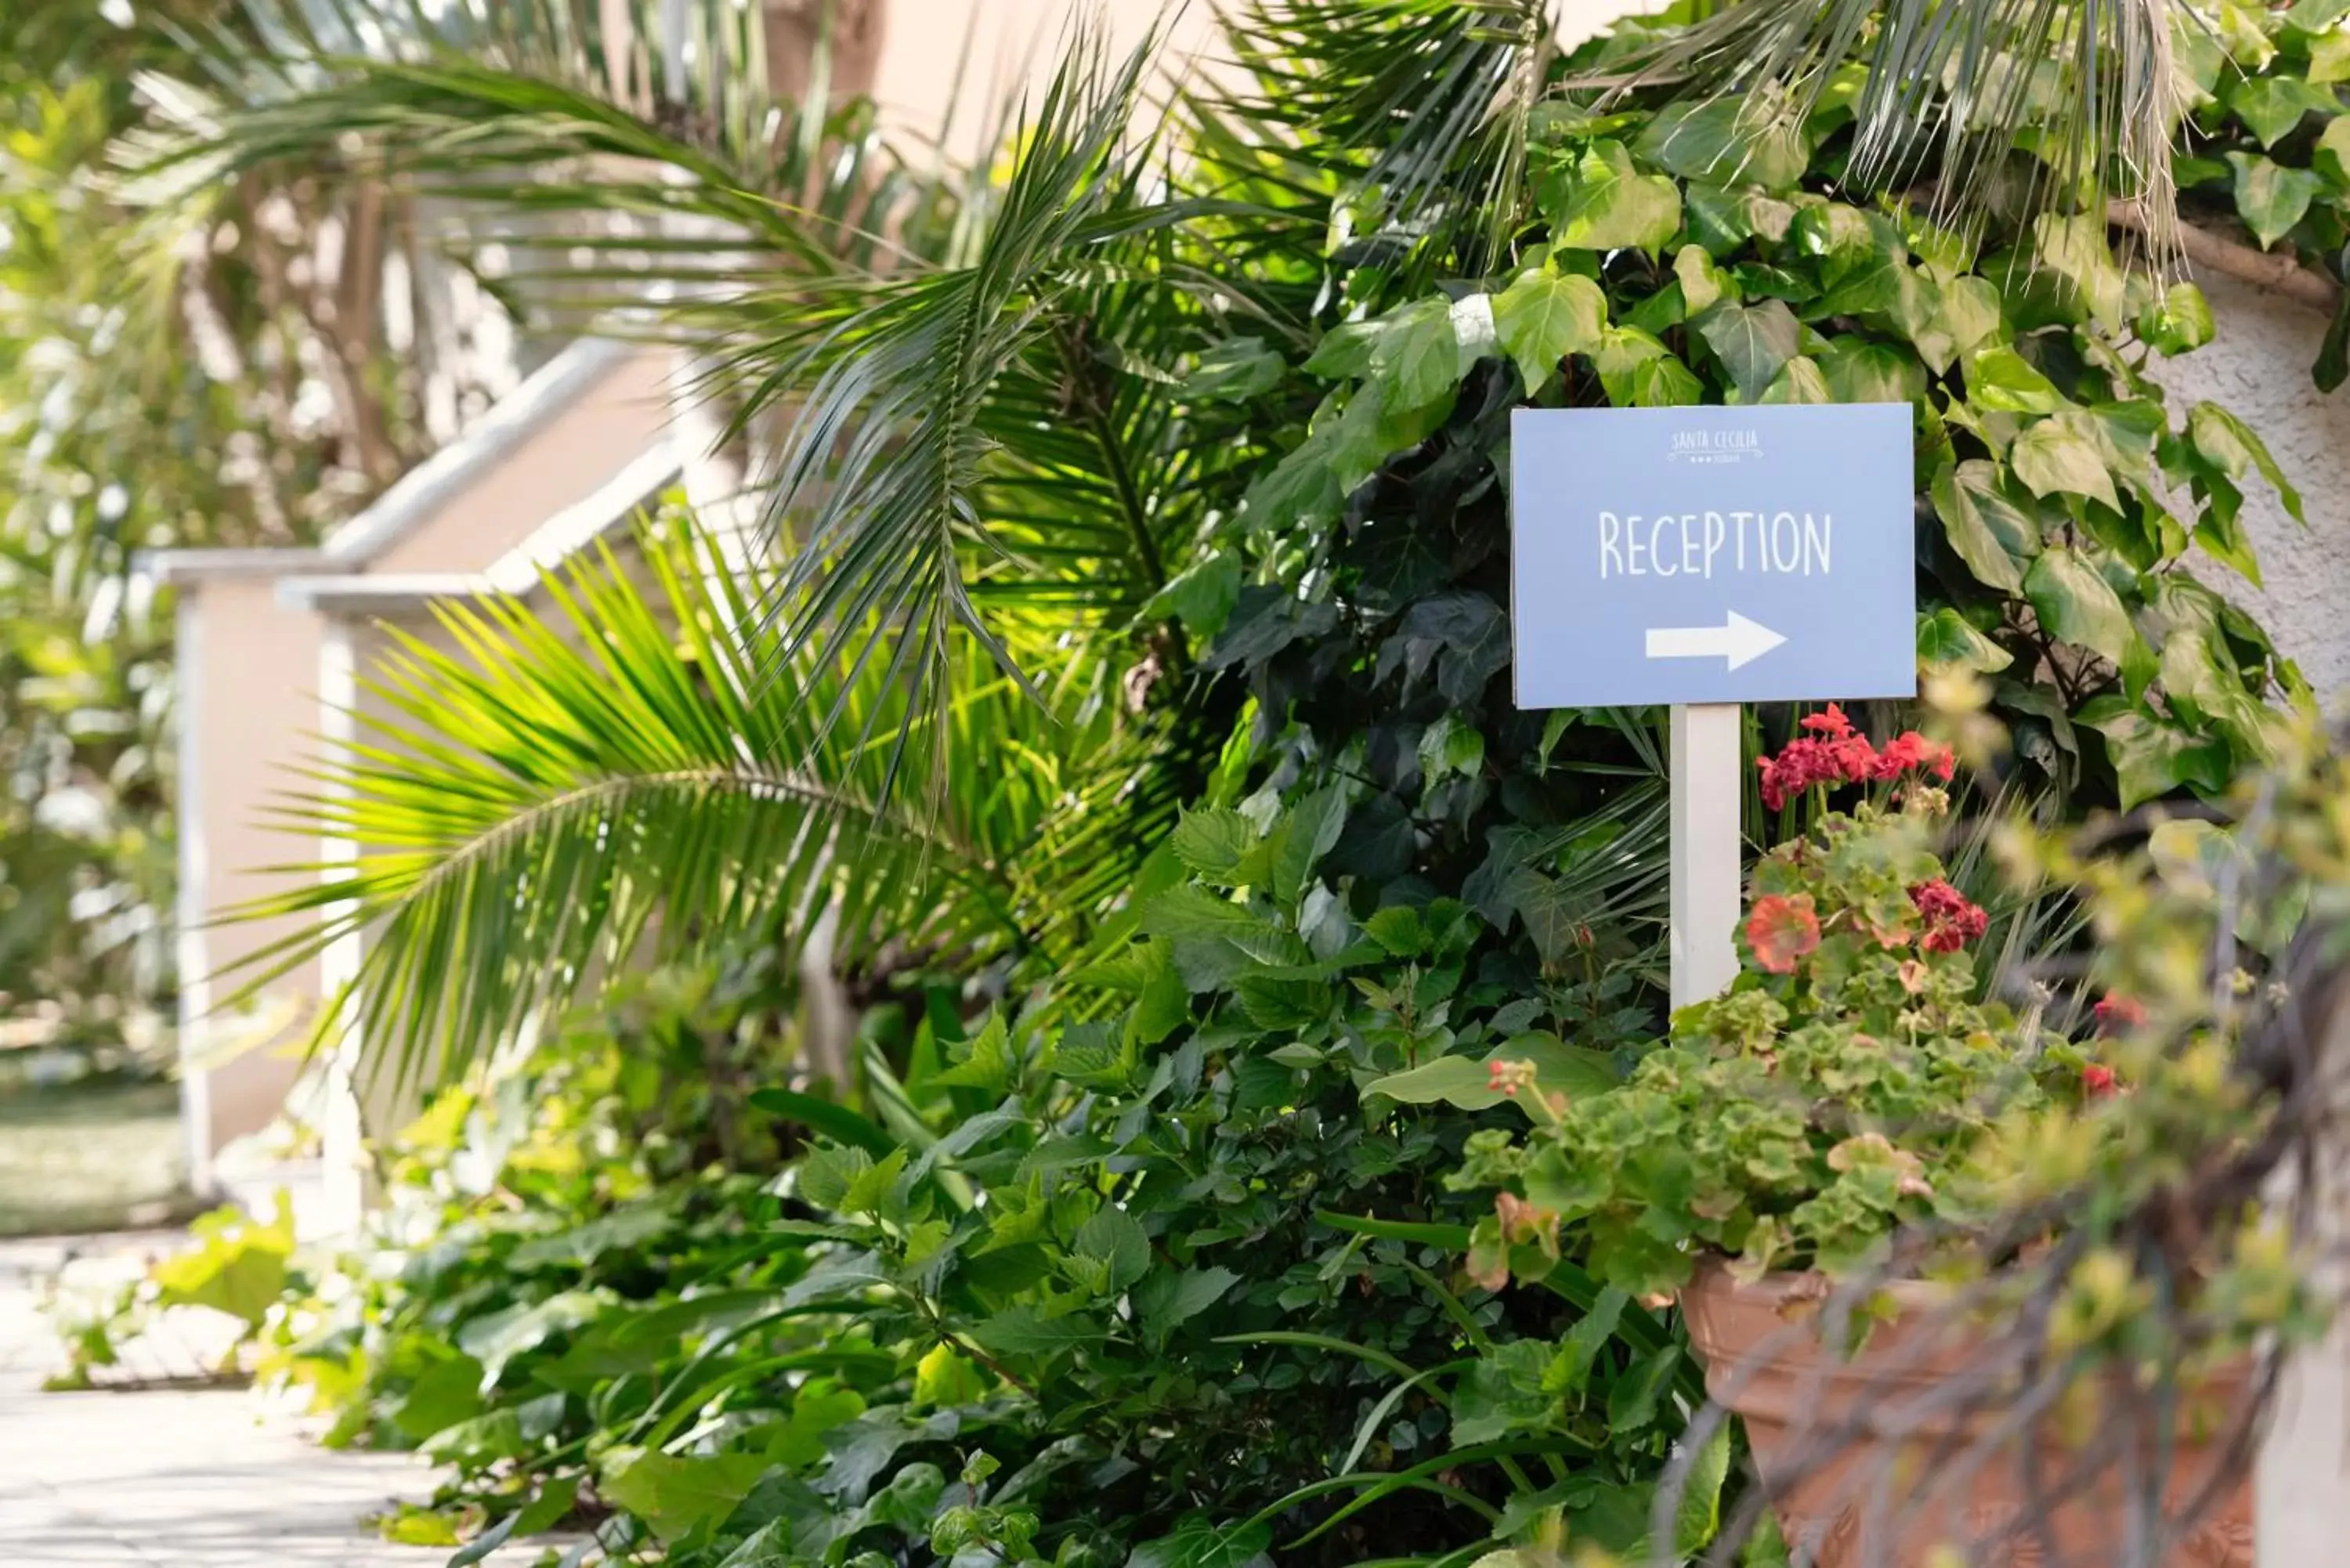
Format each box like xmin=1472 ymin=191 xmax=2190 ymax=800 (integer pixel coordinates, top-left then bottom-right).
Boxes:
xmin=1594 ymin=0 xmax=2180 ymax=258
xmin=721 ymin=23 xmax=1181 ymax=793
xmin=217 ymin=512 xmax=1172 ymax=1091
xmin=1207 ymin=0 xmax=1553 ymax=279
xmin=115 ymin=0 xmax=941 ymax=332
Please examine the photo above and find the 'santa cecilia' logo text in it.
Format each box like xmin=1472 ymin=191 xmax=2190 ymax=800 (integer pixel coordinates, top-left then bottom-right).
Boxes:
xmin=1668 ymin=428 xmax=1763 ymax=465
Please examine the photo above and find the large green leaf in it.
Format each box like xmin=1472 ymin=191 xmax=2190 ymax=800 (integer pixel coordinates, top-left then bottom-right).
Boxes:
xmin=1542 ymin=140 xmax=1681 ymax=254
xmin=1373 ymin=297 xmax=1465 ymax=413
xmin=1930 ymin=460 xmax=2039 ymax=592
xmin=1816 ymin=338 xmax=1922 ymax=406
xmin=1694 ymin=298 xmax=1801 ymax=401
xmin=2010 ymin=419 xmax=2121 ymax=511
xmin=1365 ymin=1034 xmax=1618 ymax=1111
xmin=1126 ymin=1516 xmax=1274 ymax=1568
xmin=1634 ymin=96 xmax=1808 ymax=191
xmin=2190 ymin=402 xmax=2307 ymax=525
xmin=2227 ymin=76 xmax=2337 ymax=147
xmin=2026 ymin=547 xmax=2138 ymax=667
xmin=597 ymin=1449 xmax=766 ymax=1545
xmin=1965 ymin=346 xmax=2066 ymax=414
xmin=2228 ymin=151 xmax=2324 ymax=248
xmin=1491 ymin=268 xmax=1607 ymax=393
xmin=1917 ymin=608 xmax=2014 ymax=673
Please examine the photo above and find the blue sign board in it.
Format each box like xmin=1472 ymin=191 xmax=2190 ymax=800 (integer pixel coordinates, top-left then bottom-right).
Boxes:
xmin=1509 ymin=404 xmax=1917 ymax=710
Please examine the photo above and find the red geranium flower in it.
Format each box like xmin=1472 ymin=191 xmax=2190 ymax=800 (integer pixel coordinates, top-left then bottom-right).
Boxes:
xmin=1874 ymin=731 xmax=1956 ymax=784
xmin=1757 ymin=711 xmax=1950 ymax=810
xmin=2082 ymin=1064 xmax=2120 ymax=1098
xmin=2093 ymin=994 xmax=2146 ymax=1033
xmin=1746 ymin=893 xmax=1821 ymax=974
xmin=1909 ymin=879 xmax=1988 ymax=953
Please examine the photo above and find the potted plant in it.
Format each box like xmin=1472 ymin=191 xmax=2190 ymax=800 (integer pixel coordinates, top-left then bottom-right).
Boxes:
xmin=1452 ymin=706 xmax=2312 ymax=1566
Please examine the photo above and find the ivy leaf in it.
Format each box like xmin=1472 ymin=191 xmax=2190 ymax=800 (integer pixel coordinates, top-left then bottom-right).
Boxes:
xmin=2227 ymin=76 xmax=2338 ymax=147
xmin=1817 ymin=338 xmax=1922 ymax=405
xmin=1672 ymin=245 xmax=1731 ymax=313
xmin=2033 ymin=213 xmax=2128 ymax=329
xmin=1694 ymin=298 xmax=1802 ymax=401
xmin=2196 ymin=490 xmax=2263 ymax=587
xmin=2010 ymin=419 xmax=2120 ymax=512
xmin=2134 ymin=281 xmax=2216 ymax=356
xmin=2317 ymin=116 xmax=2350 ymax=183
xmin=1933 ymin=276 xmax=2005 ymax=365
xmin=1757 ymin=356 xmax=1830 ymax=403
xmin=1133 ymin=1266 xmax=1241 ymax=1347
xmin=1418 ymin=712 xmax=1486 ymax=789
xmin=1965 ymin=345 xmax=2066 ymax=414
xmin=1929 ymin=460 xmax=2037 ymax=593
xmin=1491 ymin=269 xmax=1607 ymax=394
xmin=2319 ymin=291 xmax=2350 ymax=392
xmin=2081 ymin=706 xmax=2235 ymax=808
xmin=1543 ymin=139 xmax=1682 ymax=254
xmin=1684 ymin=182 xmax=1793 ymax=249
xmin=2189 ymin=402 xmax=2306 ymax=524
xmin=2227 ymin=152 xmax=2323 ymax=248
xmin=1373 ymin=298 xmax=1462 ymax=414
xmin=1788 ymin=201 xmax=1878 ymax=260
xmin=2026 ymin=547 xmax=2138 ymax=667
xmin=1593 ymin=326 xmax=1702 ymax=406
xmin=1916 ymin=607 xmax=2015 ymax=673
xmin=1634 ymin=97 xmax=1809 ymax=190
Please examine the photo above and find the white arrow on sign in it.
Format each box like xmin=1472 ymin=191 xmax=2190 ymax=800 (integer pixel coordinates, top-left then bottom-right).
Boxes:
xmin=1643 ymin=610 xmax=1787 ymax=671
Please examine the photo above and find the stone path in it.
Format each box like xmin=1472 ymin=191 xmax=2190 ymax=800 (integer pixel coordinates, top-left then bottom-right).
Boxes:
xmin=0 ymin=1234 xmax=550 ymax=1566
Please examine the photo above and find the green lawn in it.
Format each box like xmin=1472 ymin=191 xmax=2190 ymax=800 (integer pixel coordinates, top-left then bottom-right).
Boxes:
xmin=0 ymin=1078 xmax=199 ymax=1237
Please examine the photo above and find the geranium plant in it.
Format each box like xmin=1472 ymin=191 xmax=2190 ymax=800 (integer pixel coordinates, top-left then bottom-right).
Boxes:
xmin=1455 ymin=710 xmax=2099 ymax=1297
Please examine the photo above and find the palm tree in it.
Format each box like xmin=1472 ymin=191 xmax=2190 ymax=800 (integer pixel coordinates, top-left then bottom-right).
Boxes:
xmin=128 ymin=0 xmax=2200 ymax=1089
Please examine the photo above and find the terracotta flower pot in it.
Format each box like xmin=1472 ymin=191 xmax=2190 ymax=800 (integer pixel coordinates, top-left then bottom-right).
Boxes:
xmin=1678 ymin=1259 xmax=2254 ymax=1566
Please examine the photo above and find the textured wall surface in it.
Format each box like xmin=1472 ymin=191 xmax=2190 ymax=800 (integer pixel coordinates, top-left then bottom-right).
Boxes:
xmin=2146 ymin=275 xmax=2350 ymax=703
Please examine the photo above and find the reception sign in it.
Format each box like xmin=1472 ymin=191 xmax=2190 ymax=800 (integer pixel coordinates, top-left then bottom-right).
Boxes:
xmin=1509 ymin=403 xmax=1917 ymax=710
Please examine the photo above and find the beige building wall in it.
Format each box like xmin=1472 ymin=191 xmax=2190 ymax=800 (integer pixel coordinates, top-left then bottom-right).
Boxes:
xmin=369 ymin=345 xmax=677 ymax=576
xmin=175 ymin=573 xmax=324 ymax=1188
xmin=868 ymin=2 xmax=1671 ymax=161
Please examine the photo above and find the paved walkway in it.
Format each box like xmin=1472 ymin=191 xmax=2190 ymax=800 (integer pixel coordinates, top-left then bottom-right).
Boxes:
xmin=0 ymin=1235 xmax=548 ymax=1566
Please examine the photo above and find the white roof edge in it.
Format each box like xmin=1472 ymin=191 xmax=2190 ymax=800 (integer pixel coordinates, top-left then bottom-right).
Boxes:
xmin=320 ymin=336 xmax=645 ymax=566
xmin=136 ymin=547 xmax=330 ymax=584
xmin=481 ymin=440 xmax=683 ymax=594
xmin=281 ymin=435 xmax=682 ymax=618
xmin=277 ymin=573 xmax=489 ymax=615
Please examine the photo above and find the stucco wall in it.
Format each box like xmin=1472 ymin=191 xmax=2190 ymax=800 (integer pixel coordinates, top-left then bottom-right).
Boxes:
xmin=2146 ymin=275 xmax=2350 ymax=703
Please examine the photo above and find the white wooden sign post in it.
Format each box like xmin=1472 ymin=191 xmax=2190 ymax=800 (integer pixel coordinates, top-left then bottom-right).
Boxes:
xmin=1668 ymin=703 xmax=1744 ymax=1009
xmin=1509 ymin=403 xmax=1917 ymax=1006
